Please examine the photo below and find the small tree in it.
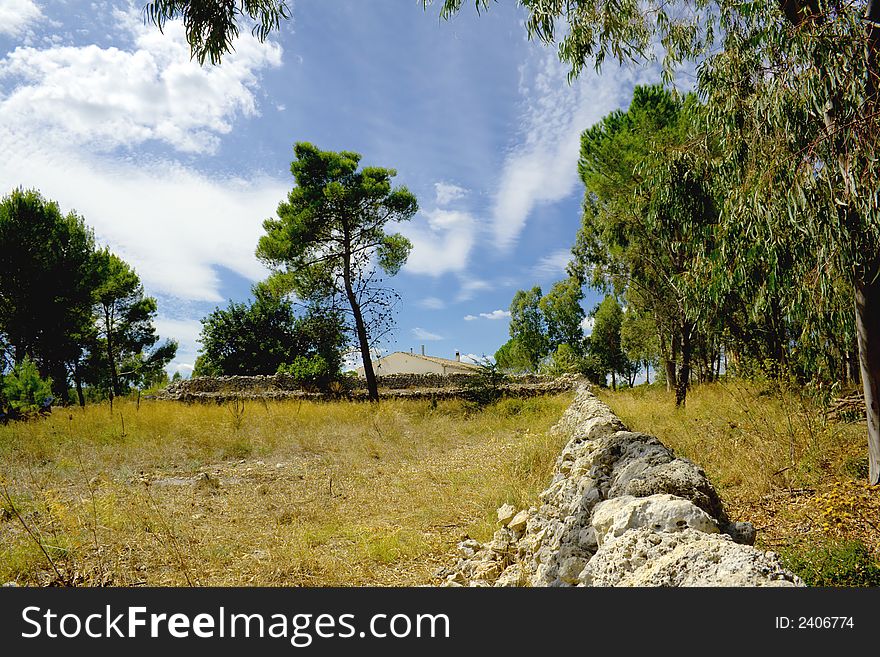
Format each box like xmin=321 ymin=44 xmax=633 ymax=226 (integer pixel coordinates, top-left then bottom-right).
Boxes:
xmin=90 ymin=249 xmax=177 ymax=400
xmin=256 ymin=143 xmax=417 ymax=402
xmin=1 ymin=357 xmax=53 ymax=420
xmin=589 ymin=295 xmax=630 ymax=390
xmin=197 ymin=287 xmax=344 ymax=377
xmin=621 ymin=308 xmax=660 ymax=385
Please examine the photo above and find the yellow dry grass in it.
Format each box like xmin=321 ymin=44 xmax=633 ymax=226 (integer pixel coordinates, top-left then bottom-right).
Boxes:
xmin=0 ymin=393 xmax=573 ymax=586
xmin=598 ymin=380 xmax=880 ymax=557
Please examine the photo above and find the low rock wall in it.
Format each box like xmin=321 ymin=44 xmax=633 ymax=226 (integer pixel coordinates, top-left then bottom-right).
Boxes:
xmin=154 ymin=373 xmax=579 ymax=403
xmin=437 ymin=383 xmax=804 ymax=587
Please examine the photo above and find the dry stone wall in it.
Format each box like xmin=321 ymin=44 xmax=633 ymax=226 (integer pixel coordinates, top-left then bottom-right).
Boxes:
xmin=437 ymin=383 xmax=804 ymax=587
xmin=154 ymin=373 xmax=578 ymax=403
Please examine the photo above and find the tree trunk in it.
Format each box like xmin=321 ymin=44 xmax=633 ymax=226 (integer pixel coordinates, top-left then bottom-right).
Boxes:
xmin=105 ymin=305 xmax=120 ymax=399
xmin=51 ymin=361 xmax=69 ymax=405
xmin=74 ymin=366 xmax=85 ymax=408
xmin=855 ymin=278 xmax=880 ymax=484
xmin=645 ymin=361 xmax=650 ymax=385
xmin=344 ymin=278 xmax=379 ymax=403
xmin=610 ymin=370 xmax=616 ymax=391
xmin=660 ymin=330 xmax=677 ymax=392
xmin=675 ymin=324 xmax=691 ymax=407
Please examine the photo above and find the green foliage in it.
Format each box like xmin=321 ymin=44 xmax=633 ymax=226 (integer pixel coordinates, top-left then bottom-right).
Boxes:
xmin=1 ymin=357 xmax=53 ymax=420
xmin=539 ymin=278 xmax=586 ymax=355
xmin=426 ymin=0 xmax=713 ymax=81
xmin=256 ymin=143 xmax=418 ymax=402
xmin=143 ymin=0 xmax=290 ymax=65
xmin=494 ymin=338 xmax=534 ymax=374
xmin=277 ymin=355 xmax=333 ymax=388
xmin=589 ymin=296 xmax=631 ymax=388
xmin=499 ymin=277 xmax=587 ymax=374
xmin=464 ymin=357 xmax=508 ymax=408
xmin=88 ymin=248 xmax=177 ymax=397
xmin=505 ymin=287 xmax=547 ymax=372
xmin=781 ymin=539 xmax=880 ymax=587
xmin=197 ymin=289 xmax=345 ymax=377
xmin=0 ymin=188 xmax=97 ymax=403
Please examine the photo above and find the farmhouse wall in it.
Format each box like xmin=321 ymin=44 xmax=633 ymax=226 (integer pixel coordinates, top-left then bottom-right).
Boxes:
xmin=437 ymin=382 xmax=804 ymax=587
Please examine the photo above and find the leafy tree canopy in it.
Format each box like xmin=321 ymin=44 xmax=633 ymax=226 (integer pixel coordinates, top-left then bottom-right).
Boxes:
xmin=256 ymin=142 xmax=417 ymax=402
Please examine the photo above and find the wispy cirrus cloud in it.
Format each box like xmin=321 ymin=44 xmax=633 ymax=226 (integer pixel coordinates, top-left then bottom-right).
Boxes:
xmin=532 ymin=248 xmax=572 ymax=279
xmin=418 ymin=297 xmax=446 ymax=310
xmin=411 ymin=327 xmax=444 ymax=341
xmin=491 ymin=47 xmax=657 ymax=251
xmin=434 ymin=181 xmax=467 ymax=206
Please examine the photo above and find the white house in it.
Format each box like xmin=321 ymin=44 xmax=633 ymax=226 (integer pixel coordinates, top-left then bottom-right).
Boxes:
xmin=355 ymin=348 xmax=478 ymax=376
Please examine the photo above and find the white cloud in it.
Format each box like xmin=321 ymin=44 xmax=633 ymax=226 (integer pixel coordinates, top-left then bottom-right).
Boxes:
xmin=533 ymin=248 xmax=571 ymax=278
xmin=434 ymin=181 xmax=467 ymax=206
xmin=418 ymin=297 xmax=446 ymax=310
xmin=465 ymin=309 xmax=510 ymax=321
xmin=153 ymin=317 xmax=204 ymax=375
xmin=0 ymin=0 xmax=42 ymax=37
xmin=491 ymin=48 xmax=656 ymax=250
xmin=411 ymin=327 xmax=444 ymax=341
xmin=400 ymin=209 xmax=476 ymax=276
xmin=0 ymin=5 xmax=283 ymax=154
xmin=0 ymin=139 xmax=287 ymax=301
xmin=581 ymin=315 xmax=595 ymax=336
xmin=455 ymin=277 xmax=491 ymax=302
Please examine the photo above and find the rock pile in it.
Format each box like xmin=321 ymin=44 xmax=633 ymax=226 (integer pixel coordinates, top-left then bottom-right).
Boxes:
xmin=438 ymin=383 xmax=803 ymax=587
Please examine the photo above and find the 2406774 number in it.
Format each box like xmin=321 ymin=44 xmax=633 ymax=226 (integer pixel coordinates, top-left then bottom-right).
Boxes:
xmin=775 ymin=617 xmax=854 ymax=629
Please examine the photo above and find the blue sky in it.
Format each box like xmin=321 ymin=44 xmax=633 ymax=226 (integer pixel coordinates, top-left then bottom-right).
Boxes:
xmin=0 ymin=0 xmax=666 ymax=375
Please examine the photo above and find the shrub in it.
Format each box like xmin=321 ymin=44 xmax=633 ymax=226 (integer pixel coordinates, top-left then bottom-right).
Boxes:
xmin=1 ymin=358 xmax=53 ymax=421
xmin=464 ymin=357 xmax=508 ymax=408
xmin=780 ymin=538 xmax=880 ymax=587
xmin=277 ymin=355 xmax=333 ymax=389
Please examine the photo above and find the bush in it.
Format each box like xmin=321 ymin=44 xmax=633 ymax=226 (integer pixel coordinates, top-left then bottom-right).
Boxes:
xmin=277 ymin=355 xmax=333 ymax=389
xmin=1 ymin=358 xmax=54 ymax=421
xmin=464 ymin=357 xmax=508 ymax=408
xmin=780 ymin=538 xmax=880 ymax=587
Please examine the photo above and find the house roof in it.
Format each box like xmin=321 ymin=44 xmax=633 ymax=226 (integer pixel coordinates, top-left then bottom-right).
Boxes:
xmin=376 ymin=351 xmax=479 ymax=371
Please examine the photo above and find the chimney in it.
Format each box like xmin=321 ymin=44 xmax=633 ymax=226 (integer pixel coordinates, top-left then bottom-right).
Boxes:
xmin=455 ymin=350 xmax=460 ymax=362
xmin=421 ymin=345 xmax=425 ymax=356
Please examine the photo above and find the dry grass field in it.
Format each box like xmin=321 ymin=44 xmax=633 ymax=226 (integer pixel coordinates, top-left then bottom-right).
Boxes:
xmin=4 ymin=379 xmax=879 ymax=587
xmin=0 ymin=394 xmax=573 ymax=586
xmin=599 ymin=380 xmax=880 ymax=584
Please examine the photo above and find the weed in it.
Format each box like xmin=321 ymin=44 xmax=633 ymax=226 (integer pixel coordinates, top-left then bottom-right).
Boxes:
xmin=780 ymin=539 xmax=880 ymax=587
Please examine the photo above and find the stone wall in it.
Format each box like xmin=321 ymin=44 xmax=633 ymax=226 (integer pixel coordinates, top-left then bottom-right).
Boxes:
xmin=437 ymin=382 xmax=804 ymax=587
xmin=154 ymin=372 xmax=577 ymax=403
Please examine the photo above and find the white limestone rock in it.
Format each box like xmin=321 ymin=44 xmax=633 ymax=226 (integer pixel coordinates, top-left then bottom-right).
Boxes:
xmin=497 ymin=503 xmax=516 ymax=526
xmin=580 ymin=527 xmax=802 ymax=587
xmin=591 ymin=494 xmax=719 ymax=546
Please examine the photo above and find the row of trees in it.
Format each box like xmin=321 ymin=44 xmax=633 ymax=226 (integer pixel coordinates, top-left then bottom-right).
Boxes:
xmin=0 ymin=143 xmax=417 ymax=409
xmin=0 ymin=189 xmax=177 ymax=407
xmin=493 ymin=281 xmax=657 ymax=391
